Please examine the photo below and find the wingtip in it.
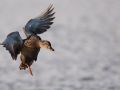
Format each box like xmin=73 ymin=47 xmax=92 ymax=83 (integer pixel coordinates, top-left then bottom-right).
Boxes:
xmin=36 ymin=4 xmax=55 ymax=19
xmin=49 ymin=4 xmax=54 ymax=9
xmin=47 ymin=4 xmax=54 ymax=12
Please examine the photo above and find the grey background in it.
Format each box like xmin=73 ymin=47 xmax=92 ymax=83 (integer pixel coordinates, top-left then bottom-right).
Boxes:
xmin=0 ymin=0 xmax=120 ymax=90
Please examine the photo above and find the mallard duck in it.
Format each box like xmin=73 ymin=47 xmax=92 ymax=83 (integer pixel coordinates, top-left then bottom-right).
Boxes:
xmin=0 ymin=4 xmax=55 ymax=76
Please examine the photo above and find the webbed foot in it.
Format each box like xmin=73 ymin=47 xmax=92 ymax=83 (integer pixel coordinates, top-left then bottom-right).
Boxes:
xmin=19 ymin=63 xmax=28 ymax=70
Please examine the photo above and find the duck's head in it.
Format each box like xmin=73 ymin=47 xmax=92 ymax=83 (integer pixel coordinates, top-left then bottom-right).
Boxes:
xmin=39 ymin=40 xmax=54 ymax=51
xmin=25 ymin=35 xmax=54 ymax=51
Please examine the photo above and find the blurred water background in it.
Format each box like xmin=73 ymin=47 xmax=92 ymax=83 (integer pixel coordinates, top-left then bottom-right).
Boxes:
xmin=0 ymin=0 xmax=120 ymax=90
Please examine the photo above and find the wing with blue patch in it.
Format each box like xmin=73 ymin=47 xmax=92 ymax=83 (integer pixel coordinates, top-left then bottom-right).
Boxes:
xmin=24 ymin=4 xmax=55 ymax=37
xmin=2 ymin=32 xmax=23 ymax=60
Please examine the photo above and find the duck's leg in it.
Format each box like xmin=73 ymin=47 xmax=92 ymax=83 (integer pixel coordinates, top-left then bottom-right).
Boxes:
xmin=20 ymin=55 xmax=33 ymax=76
xmin=27 ymin=65 xmax=33 ymax=76
xmin=26 ymin=60 xmax=34 ymax=76
xmin=19 ymin=55 xmax=28 ymax=70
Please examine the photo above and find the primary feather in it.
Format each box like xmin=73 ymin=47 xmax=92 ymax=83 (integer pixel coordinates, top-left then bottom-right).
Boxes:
xmin=2 ymin=32 xmax=23 ymax=60
xmin=24 ymin=4 xmax=55 ymax=37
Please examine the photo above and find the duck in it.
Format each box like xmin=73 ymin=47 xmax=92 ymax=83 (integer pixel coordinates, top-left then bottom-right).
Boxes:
xmin=0 ymin=4 xmax=55 ymax=76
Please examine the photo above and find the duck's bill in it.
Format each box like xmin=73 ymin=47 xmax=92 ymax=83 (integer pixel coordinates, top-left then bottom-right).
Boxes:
xmin=49 ymin=47 xmax=54 ymax=51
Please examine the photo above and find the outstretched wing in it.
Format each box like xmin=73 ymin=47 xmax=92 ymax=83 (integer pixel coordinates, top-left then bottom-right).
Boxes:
xmin=24 ymin=4 xmax=55 ymax=37
xmin=2 ymin=32 xmax=23 ymax=60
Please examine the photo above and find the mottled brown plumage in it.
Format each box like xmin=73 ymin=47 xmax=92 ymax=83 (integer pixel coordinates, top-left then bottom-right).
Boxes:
xmin=1 ymin=4 xmax=55 ymax=76
xmin=19 ymin=35 xmax=54 ymax=75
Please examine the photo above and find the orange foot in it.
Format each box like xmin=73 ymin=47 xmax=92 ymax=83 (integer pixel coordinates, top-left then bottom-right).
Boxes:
xmin=28 ymin=66 xmax=33 ymax=76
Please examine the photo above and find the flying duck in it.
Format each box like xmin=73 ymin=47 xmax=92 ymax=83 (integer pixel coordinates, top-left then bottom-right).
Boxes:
xmin=1 ymin=4 xmax=55 ymax=76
